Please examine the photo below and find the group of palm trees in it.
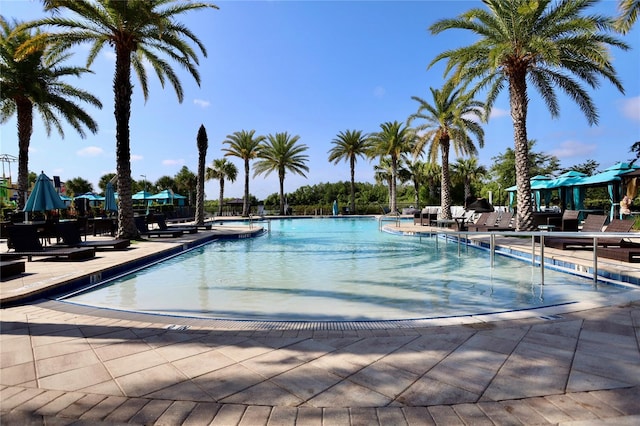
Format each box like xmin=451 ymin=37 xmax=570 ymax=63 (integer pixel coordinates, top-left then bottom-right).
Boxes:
xmin=207 ymin=130 xmax=309 ymax=218
xmin=1 ymin=0 xmax=637 ymax=239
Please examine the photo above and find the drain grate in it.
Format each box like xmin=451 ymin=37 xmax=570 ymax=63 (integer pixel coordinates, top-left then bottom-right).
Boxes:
xmin=539 ymin=314 xmax=563 ymax=321
xmin=165 ymin=324 xmax=190 ymax=331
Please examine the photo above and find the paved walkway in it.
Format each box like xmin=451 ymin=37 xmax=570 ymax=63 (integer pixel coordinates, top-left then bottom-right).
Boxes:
xmin=1 ymin=221 xmax=640 ymax=425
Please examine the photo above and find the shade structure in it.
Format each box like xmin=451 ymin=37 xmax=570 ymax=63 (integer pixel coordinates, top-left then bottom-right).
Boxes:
xmin=104 ymin=182 xmax=117 ymax=212
xmin=148 ymin=189 xmax=187 ymax=205
xmin=575 ymin=162 xmax=639 ymax=187
xmin=74 ymin=192 xmax=104 ymax=205
xmin=551 ymin=170 xmax=586 ymax=188
xmin=332 ymin=200 xmax=338 ymax=215
xmin=23 ymin=172 xmax=66 ymax=212
xmin=132 ymin=190 xmax=154 ymax=200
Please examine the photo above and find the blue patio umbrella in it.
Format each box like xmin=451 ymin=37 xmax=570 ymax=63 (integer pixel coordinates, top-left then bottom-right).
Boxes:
xmin=104 ymin=182 xmax=117 ymax=212
xmin=23 ymin=172 xmax=66 ymax=212
xmin=332 ymin=200 xmax=338 ymax=215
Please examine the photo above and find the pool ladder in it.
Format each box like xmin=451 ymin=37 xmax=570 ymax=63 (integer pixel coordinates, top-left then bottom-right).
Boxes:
xmin=249 ymin=214 xmax=271 ymax=233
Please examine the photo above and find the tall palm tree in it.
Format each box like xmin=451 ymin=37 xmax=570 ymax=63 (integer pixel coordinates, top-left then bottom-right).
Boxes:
xmin=408 ymin=82 xmax=484 ymax=220
xmin=328 ymin=129 xmax=370 ymax=215
xmin=222 ymin=130 xmax=265 ymax=217
xmin=24 ymin=0 xmax=218 ymax=238
xmin=616 ymin=0 xmax=639 ymax=33
xmin=0 ymin=17 xmax=101 ymax=209
xmin=402 ymin=157 xmax=428 ymax=208
xmin=367 ymin=121 xmax=414 ymax=214
xmin=195 ymin=124 xmax=208 ymax=225
xmin=451 ymin=157 xmax=487 ymax=204
xmin=430 ymin=0 xmax=627 ymax=229
xmin=206 ymin=158 xmax=237 ymax=217
xmin=254 ymin=132 xmax=309 ymax=215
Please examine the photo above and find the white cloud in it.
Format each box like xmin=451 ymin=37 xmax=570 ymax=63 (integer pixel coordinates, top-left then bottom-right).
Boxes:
xmin=131 ymin=154 xmax=144 ymax=162
xmin=103 ymin=51 xmax=116 ymax=62
xmin=489 ymin=107 xmax=509 ymax=119
xmin=620 ymin=96 xmax=640 ymax=122
xmin=193 ymin=98 xmax=211 ymax=108
xmin=77 ymin=146 xmax=104 ymax=157
xmin=549 ymin=140 xmax=597 ymax=159
xmin=162 ymin=159 xmax=185 ymax=166
xmin=373 ymin=86 xmax=386 ymax=98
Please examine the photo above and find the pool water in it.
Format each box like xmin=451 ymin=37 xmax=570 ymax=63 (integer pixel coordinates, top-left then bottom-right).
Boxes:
xmin=63 ymin=218 xmax=627 ymax=321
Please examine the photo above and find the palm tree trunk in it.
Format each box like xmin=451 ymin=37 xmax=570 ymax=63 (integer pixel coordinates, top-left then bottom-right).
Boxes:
xmin=440 ymin=139 xmax=452 ymax=219
xmin=16 ymin=98 xmax=32 ymax=211
xmin=218 ymin=178 xmax=224 ymax=216
xmin=279 ymin=172 xmax=285 ymax=215
xmin=510 ymin=70 xmax=534 ymax=231
xmin=195 ymin=151 xmax=205 ymax=225
xmin=464 ymin=179 xmax=471 ymax=202
xmin=114 ymin=48 xmax=138 ymax=239
xmin=390 ymin=156 xmax=397 ymax=213
xmin=243 ymin=160 xmax=250 ymax=216
xmin=349 ymin=156 xmax=356 ymax=214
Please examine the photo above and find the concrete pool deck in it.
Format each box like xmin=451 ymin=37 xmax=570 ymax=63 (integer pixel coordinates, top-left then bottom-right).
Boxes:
xmin=1 ymin=221 xmax=639 ymax=425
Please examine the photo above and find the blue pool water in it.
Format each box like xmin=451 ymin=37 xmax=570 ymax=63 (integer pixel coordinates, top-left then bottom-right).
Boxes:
xmin=64 ymin=218 xmax=628 ymax=321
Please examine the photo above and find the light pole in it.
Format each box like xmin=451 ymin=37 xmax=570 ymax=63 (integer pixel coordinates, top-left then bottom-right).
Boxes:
xmin=140 ymin=174 xmax=147 ymax=215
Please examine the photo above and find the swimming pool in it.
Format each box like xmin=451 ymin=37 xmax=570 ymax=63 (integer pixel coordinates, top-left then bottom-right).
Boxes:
xmin=63 ymin=218 xmax=630 ymax=321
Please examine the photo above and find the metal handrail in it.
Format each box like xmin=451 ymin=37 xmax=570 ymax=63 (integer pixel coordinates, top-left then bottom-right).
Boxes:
xmin=413 ymin=228 xmax=638 ymax=284
xmin=248 ymin=214 xmax=271 ymax=233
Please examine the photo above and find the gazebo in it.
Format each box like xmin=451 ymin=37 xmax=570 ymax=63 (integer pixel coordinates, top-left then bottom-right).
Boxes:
xmin=506 ymin=162 xmax=640 ymax=220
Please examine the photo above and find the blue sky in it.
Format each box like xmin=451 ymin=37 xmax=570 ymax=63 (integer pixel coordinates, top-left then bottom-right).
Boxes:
xmin=1 ymin=0 xmax=639 ymax=200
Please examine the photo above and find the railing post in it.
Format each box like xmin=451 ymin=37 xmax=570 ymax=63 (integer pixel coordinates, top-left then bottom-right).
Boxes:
xmin=593 ymin=236 xmax=598 ymax=282
xmin=490 ymin=233 xmax=495 ymax=267
xmin=540 ymin=234 xmax=544 ymax=285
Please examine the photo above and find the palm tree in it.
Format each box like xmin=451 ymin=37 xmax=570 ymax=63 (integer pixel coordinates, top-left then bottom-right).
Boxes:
xmin=195 ymin=125 xmax=208 ymax=225
xmin=0 ymin=17 xmax=101 ymax=209
xmin=328 ymin=129 xmax=370 ymax=215
xmin=408 ymin=82 xmax=484 ymax=220
xmin=222 ymin=130 xmax=265 ymax=217
xmin=367 ymin=121 xmax=414 ymax=214
xmin=402 ymin=157 xmax=428 ymax=208
xmin=451 ymin=157 xmax=487 ymax=204
xmin=24 ymin=0 xmax=218 ymax=238
xmin=373 ymin=157 xmax=395 ymax=212
xmin=206 ymin=159 xmax=238 ymax=216
xmin=424 ymin=162 xmax=442 ymax=204
xmin=430 ymin=0 xmax=627 ymax=229
xmin=616 ymin=0 xmax=639 ymax=33
xmin=254 ymin=132 xmax=309 ymax=215
xmin=175 ymin=166 xmax=197 ymax=206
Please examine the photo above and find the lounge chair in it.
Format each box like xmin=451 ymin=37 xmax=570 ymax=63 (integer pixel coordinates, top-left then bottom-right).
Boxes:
xmin=55 ymin=221 xmax=130 ymax=250
xmin=544 ymin=216 xmax=630 ymax=250
xmin=153 ymin=215 xmax=199 ymax=234
xmin=467 ymin=211 xmax=499 ymax=232
xmin=474 ymin=212 xmax=514 ymax=232
xmin=547 ymin=209 xmax=580 ymax=231
xmin=414 ymin=208 xmax=438 ymax=226
xmin=452 ymin=210 xmax=476 ymax=231
xmin=597 ymin=246 xmax=640 ymax=263
xmin=1 ymin=259 xmax=25 ymax=278
xmin=134 ymin=216 xmax=184 ymax=238
xmin=4 ymin=225 xmax=96 ymax=261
